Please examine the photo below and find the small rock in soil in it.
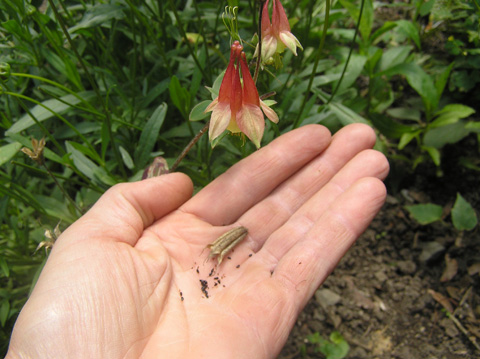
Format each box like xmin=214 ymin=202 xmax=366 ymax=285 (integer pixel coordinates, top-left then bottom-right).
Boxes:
xmin=419 ymin=241 xmax=445 ymax=263
xmin=396 ymin=260 xmax=417 ymax=274
xmin=315 ymin=288 xmax=341 ymax=307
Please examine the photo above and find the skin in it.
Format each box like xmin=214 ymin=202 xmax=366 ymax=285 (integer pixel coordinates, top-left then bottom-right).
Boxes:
xmin=6 ymin=124 xmax=389 ymax=359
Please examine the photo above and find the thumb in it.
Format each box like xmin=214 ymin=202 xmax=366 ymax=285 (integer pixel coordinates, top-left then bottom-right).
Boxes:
xmin=60 ymin=173 xmax=193 ymax=246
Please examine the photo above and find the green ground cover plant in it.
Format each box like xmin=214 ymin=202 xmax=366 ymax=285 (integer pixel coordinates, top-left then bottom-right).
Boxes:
xmin=1 ymin=0 xmax=478 ymax=354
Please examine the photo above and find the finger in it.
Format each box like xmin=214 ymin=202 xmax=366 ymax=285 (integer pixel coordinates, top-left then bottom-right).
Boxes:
xmin=237 ymin=124 xmax=378 ymax=250
xmin=258 ymin=149 xmax=389 ymax=260
xmin=217 ymin=146 xmax=388 ymax=272
xmin=59 ymin=173 xmax=193 ymax=246
xmin=270 ymin=177 xmax=387 ymax=310
xmin=181 ymin=124 xmax=331 ymax=226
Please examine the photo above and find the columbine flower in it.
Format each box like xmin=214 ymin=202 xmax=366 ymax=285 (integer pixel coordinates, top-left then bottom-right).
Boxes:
xmin=205 ymin=41 xmax=278 ymax=148
xmin=237 ymin=52 xmax=278 ymax=148
xmin=258 ymin=0 xmax=303 ymax=64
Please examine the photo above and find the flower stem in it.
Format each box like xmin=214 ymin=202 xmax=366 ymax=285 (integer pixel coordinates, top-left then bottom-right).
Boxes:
xmin=293 ymin=0 xmax=331 ymax=129
xmin=253 ymin=0 xmax=265 ymax=84
xmin=170 ymin=121 xmax=210 ymax=172
xmin=327 ymin=0 xmax=364 ymax=104
xmin=42 ymin=163 xmax=84 ymax=215
xmin=47 ymin=0 xmax=127 ymax=179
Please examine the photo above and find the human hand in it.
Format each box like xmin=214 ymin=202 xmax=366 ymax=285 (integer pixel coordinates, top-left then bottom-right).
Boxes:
xmin=7 ymin=124 xmax=389 ymax=359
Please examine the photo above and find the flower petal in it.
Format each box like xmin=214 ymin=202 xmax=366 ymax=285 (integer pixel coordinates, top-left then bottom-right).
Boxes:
xmin=239 ymin=53 xmax=260 ymax=106
xmin=279 ymin=30 xmax=303 ymax=56
xmin=260 ymin=100 xmax=279 ymax=124
xmin=273 ymin=0 xmax=291 ymax=34
xmin=261 ymin=0 xmax=273 ymax=36
xmin=261 ymin=35 xmax=278 ymax=63
xmin=237 ymin=104 xmax=265 ymax=148
xmin=209 ymin=102 xmax=231 ymax=141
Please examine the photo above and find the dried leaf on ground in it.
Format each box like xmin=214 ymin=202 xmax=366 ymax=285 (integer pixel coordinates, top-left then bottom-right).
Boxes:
xmin=440 ymin=254 xmax=458 ymax=282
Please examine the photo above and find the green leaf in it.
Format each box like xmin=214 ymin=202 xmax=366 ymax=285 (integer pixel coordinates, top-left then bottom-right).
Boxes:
xmin=333 ymin=54 xmax=367 ymax=93
xmin=398 ymin=130 xmax=420 ymax=149
xmin=419 ymin=0 xmax=435 ymax=16
xmin=423 ymin=146 xmax=441 ymax=166
xmin=35 ymin=194 xmax=77 ymax=223
xmin=169 ymin=76 xmax=191 ymax=119
xmin=430 ymin=104 xmax=475 ymax=128
xmin=359 ymin=0 xmax=374 ymax=41
xmin=67 ymin=141 xmax=103 ymax=167
xmin=327 ymin=101 xmax=370 ymax=125
xmin=206 ymin=70 xmax=225 ymax=99
xmin=134 ymin=103 xmax=167 ymax=169
xmin=119 ymin=146 xmax=134 ymax=170
xmin=451 ymin=193 xmax=478 ymax=231
xmin=423 ymin=121 xmax=471 ymax=148
xmin=377 ymin=46 xmax=413 ymax=72
xmin=370 ymin=113 xmax=416 ymax=139
xmin=6 ymin=91 xmax=96 ymax=134
xmin=387 ymin=107 xmax=421 ymax=122
xmin=435 ymin=63 xmax=454 ymax=102
xmin=380 ymin=63 xmax=437 ymax=116
xmin=0 ymin=142 xmax=22 ymax=166
xmin=370 ymin=21 xmax=397 ymax=43
xmin=189 ymin=100 xmax=212 ymax=122
xmin=0 ymin=257 xmax=9 ymax=277
xmin=0 ymin=300 xmax=10 ymax=327
xmin=339 ymin=0 xmax=373 ymax=40
xmin=405 ymin=203 xmax=443 ymax=225
xmin=65 ymin=141 xmax=96 ymax=179
xmin=69 ymin=4 xmax=126 ymax=33
xmin=314 ymin=89 xmax=369 ymax=125
xmin=319 ymin=331 xmax=350 ymax=359
xmin=1 ymin=20 xmax=29 ymax=41
xmin=395 ymin=20 xmax=421 ymax=50
xmin=65 ymin=141 xmax=114 ymax=186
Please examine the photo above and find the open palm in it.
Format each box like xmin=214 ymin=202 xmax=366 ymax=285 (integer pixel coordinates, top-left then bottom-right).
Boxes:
xmin=7 ymin=124 xmax=389 ymax=359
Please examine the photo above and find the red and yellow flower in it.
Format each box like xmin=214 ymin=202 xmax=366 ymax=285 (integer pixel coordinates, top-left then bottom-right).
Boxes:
xmin=205 ymin=41 xmax=279 ymax=148
xmin=258 ymin=0 xmax=303 ymax=64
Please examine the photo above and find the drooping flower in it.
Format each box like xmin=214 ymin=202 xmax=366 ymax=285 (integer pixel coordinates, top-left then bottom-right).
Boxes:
xmin=237 ymin=52 xmax=278 ymax=148
xmin=205 ymin=41 xmax=243 ymax=141
xmin=205 ymin=41 xmax=279 ymax=148
xmin=258 ymin=0 xmax=303 ymax=64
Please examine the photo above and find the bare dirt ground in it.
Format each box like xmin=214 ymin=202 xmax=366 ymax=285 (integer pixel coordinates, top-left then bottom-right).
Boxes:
xmin=279 ymin=137 xmax=480 ymax=358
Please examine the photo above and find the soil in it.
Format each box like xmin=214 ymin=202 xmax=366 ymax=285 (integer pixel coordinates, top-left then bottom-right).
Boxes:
xmin=279 ymin=137 xmax=480 ymax=359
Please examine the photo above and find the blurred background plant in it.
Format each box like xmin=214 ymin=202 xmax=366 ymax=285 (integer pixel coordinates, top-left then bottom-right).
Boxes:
xmin=1 ymin=0 xmax=478 ymax=354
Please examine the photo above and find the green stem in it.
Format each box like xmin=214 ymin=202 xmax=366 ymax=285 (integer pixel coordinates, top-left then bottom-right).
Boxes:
xmin=47 ymin=0 xmax=126 ymax=179
xmin=42 ymin=163 xmax=84 ymax=215
xmin=327 ymin=0 xmax=365 ymax=104
xmin=4 ymin=91 xmax=98 ymax=161
xmin=193 ymin=0 xmax=213 ymax=82
xmin=3 ymin=91 xmax=64 ymax=155
xmin=293 ymin=0 xmax=331 ymax=129
xmin=11 ymin=73 xmax=99 ymax=113
xmin=168 ymin=0 xmax=210 ymax=83
xmin=253 ymin=0 xmax=265 ymax=84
